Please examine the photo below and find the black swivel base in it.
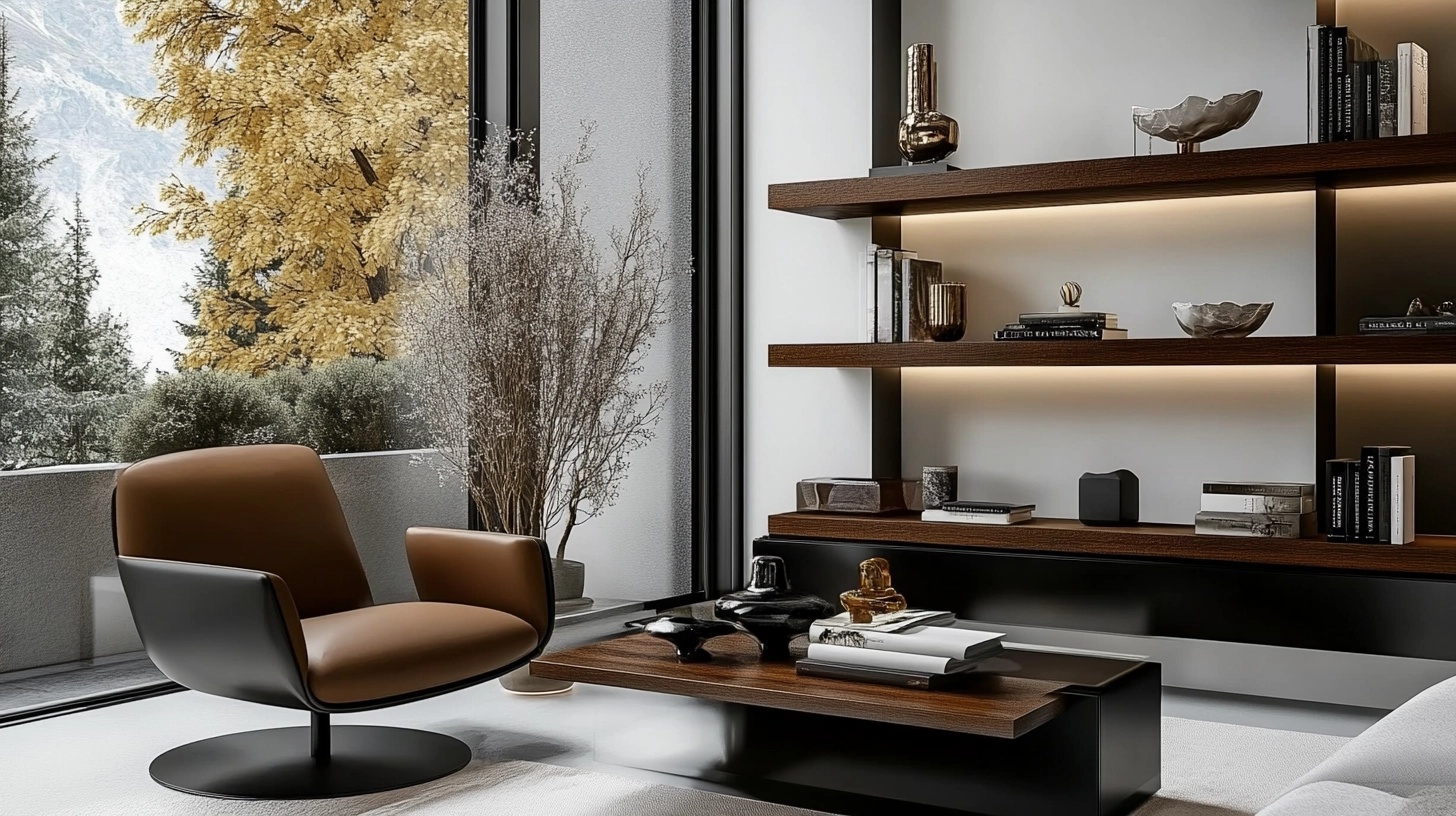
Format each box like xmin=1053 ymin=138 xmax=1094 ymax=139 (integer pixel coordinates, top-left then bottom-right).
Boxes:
xmin=150 ymin=712 xmax=472 ymax=799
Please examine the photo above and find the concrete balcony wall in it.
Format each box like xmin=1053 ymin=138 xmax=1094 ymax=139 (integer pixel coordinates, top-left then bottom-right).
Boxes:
xmin=0 ymin=450 xmax=466 ymax=674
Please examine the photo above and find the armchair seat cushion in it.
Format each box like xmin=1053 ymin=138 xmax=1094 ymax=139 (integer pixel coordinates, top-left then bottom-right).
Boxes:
xmin=302 ymin=602 xmax=539 ymax=704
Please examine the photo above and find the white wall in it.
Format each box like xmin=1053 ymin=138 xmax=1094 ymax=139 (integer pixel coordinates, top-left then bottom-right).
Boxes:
xmin=539 ymin=0 xmax=694 ymax=601
xmin=745 ymin=0 xmax=875 ymax=544
xmin=744 ymin=0 xmax=1456 ymax=707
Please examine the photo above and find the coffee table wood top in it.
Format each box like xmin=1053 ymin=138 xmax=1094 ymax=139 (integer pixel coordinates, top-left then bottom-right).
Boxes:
xmin=531 ymin=633 xmax=1140 ymax=739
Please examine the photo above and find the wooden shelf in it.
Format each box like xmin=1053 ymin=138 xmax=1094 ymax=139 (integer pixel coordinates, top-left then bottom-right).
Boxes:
xmin=768 ymin=336 xmax=1456 ymax=368
xmin=768 ymin=133 xmax=1456 ymax=218
xmin=767 ymin=512 xmax=1456 ymax=578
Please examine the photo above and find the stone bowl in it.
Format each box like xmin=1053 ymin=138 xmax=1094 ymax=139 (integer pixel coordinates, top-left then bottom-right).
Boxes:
xmin=1133 ymin=90 xmax=1262 ymax=148
xmin=1172 ymin=302 xmax=1274 ymax=339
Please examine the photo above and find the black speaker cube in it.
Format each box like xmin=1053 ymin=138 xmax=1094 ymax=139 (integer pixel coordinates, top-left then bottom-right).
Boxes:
xmin=1079 ymin=470 xmax=1139 ymax=526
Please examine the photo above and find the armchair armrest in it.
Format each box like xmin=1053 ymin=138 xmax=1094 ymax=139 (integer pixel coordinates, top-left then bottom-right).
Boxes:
xmin=117 ymin=556 xmax=311 ymax=710
xmin=406 ymin=527 xmax=554 ymax=642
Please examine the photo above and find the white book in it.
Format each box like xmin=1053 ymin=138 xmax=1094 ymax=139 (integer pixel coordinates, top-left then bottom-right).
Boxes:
xmin=808 ymin=623 xmax=1003 ymax=660
xmin=1200 ymin=493 xmax=1315 ymax=514
xmin=806 ymin=642 xmax=973 ymax=674
xmin=1399 ymin=43 xmax=1429 ymax=137
xmin=1392 ymin=455 xmax=1416 ymax=545
xmin=1308 ymin=25 xmax=1323 ymax=143
xmin=814 ymin=610 xmax=956 ymax=633
xmin=862 ymin=244 xmax=878 ymax=343
xmin=921 ymin=509 xmax=1033 ymax=525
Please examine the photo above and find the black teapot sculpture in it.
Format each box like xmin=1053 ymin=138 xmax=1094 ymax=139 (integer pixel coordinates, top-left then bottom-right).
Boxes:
xmin=714 ymin=556 xmax=834 ymax=660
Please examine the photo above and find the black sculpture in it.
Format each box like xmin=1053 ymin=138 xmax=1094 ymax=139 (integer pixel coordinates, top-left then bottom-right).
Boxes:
xmin=642 ymin=616 xmax=742 ymax=663
xmin=715 ymin=556 xmax=835 ymax=660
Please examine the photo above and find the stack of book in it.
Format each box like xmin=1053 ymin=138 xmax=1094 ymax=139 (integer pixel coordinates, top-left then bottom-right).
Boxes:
xmin=1325 ymin=446 xmax=1416 ymax=544
xmin=1308 ymin=26 xmax=1427 ymax=142
xmin=922 ymin=501 xmax=1035 ymax=526
xmin=1195 ymin=482 xmax=1318 ymax=538
xmin=994 ymin=312 xmax=1126 ymax=341
xmin=1359 ymin=315 xmax=1456 ymax=335
xmin=862 ymin=243 xmax=944 ymax=343
xmin=797 ymin=610 xmax=1004 ymax=690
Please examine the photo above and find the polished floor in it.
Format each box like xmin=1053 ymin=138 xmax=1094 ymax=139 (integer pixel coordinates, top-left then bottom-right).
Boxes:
xmin=0 ymin=653 xmax=166 ymax=718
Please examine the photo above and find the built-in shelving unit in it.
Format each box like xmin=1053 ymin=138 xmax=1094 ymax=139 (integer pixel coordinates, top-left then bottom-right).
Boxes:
xmin=768 ymin=133 xmax=1456 ymax=218
xmin=768 ymin=336 xmax=1456 ymax=369
xmin=768 ymin=512 xmax=1456 ymax=578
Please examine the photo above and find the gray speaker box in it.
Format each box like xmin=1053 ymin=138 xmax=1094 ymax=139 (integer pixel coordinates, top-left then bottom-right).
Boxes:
xmin=1079 ymin=470 xmax=1140 ymax=526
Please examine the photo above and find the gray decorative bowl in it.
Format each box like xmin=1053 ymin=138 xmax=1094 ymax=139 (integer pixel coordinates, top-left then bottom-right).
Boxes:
xmin=1172 ymin=302 xmax=1274 ymax=339
xmin=1133 ymin=90 xmax=1262 ymax=153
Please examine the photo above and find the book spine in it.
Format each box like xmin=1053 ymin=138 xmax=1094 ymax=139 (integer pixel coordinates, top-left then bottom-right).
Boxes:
xmin=1316 ymin=25 xmax=1327 ymax=143
xmin=1194 ymin=513 xmax=1317 ymax=539
xmin=1377 ymin=448 xmax=1394 ymax=543
xmin=1378 ymin=59 xmax=1398 ymax=138
xmin=1360 ymin=448 xmax=1378 ymax=541
xmin=805 ymin=642 xmax=960 ymax=674
xmin=1202 ymin=493 xmax=1313 ymax=515
xmin=1361 ymin=317 xmax=1456 ymax=331
xmin=875 ymin=250 xmax=894 ymax=343
xmin=864 ymin=245 xmax=878 ymax=343
xmin=1399 ymin=44 xmax=1428 ymax=137
xmin=994 ymin=328 xmax=1114 ymax=340
xmin=1202 ymin=483 xmax=1313 ymax=497
xmin=1363 ymin=60 xmax=1376 ymax=139
xmin=1352 ymin=60 xmax=1367 ymax=140
xmin=1321 ymin=27 xmax=1333 ymax=142
xmin=1394 ymin=456 xmax=1416 ymax=545
xmin=921 ymin=510 xmax=1023 ymax=525
xmin=1325 ymin=460 xmax=1347 ymax=541
xmin=1334 ymin=27 xmax=1350 ymax=141
xmin=1351 ymin=461 xmax=1366 ymax=542
xmin=891 ymin=256 xmax=904 ymax=343
xmin=1018 ymin=315 xmax=1115 ymax=328
xmin=941 ymin=504 xmax=1023 ymax=514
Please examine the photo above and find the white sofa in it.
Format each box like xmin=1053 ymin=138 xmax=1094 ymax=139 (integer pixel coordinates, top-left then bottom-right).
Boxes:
xmin=1258 ymin=677 xmax=1456 ymax=815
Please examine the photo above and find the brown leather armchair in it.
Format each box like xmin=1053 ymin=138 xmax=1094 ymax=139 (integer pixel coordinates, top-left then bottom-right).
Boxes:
xmin=112 ymin=444 xmax=554 ymax=800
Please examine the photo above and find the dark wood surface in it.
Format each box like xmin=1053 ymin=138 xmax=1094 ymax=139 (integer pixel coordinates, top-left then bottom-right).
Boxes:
xmin=767 ymin=336 xmax=1456 ymax=368
xmin=768 ymin=133 xmax=1456 ymax=218
xmin=530 ymin=633 xmax=1090 ymax=739
xmin=767 ymin=512 xmax=1456 ymax=577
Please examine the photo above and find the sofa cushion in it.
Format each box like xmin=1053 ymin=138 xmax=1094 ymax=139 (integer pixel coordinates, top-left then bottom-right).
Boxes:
xmin=1282 ymin=675 xmax=1456 ymax=796
xmin=1258 ymin=781 xmax=1405 ymax=816
xmin=302 ymin=601 xmax=539 ymax=704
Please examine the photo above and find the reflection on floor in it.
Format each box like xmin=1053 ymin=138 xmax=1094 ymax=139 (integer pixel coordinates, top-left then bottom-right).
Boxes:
xmin=0 ymin=653 xmax=169 ymax=718
xmin=1163 ymin=686 xmax=1388 ymax=738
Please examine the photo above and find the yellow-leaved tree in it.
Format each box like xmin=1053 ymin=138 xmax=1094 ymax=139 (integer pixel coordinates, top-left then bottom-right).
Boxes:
xmin=124 ymin=0 xmax=467 ymax=373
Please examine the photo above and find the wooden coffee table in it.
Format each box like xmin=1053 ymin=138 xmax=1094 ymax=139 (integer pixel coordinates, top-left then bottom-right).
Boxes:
xmin=531 ymin=632 xmax=1160 ymax=816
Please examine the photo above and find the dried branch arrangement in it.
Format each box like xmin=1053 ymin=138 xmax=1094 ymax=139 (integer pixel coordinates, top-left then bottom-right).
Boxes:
xmin=400 ymin=127 xmax=686 ymax=562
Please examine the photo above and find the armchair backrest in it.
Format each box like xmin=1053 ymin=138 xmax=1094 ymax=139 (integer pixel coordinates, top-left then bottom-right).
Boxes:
xmin=114 ymin=444 xmax=374 ymax=619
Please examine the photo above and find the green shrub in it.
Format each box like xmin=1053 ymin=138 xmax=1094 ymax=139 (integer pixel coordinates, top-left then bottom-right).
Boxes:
xmin=293 ymin=357 xmax=427 ymax=454
xmin=112 ymin=370 xmax=296 ymax=461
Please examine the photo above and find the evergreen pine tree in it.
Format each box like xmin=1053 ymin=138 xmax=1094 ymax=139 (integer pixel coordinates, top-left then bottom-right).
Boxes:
xmin=0 ymin=17 xmax=63 ymax=468
xmin=42 ymin=196 xmax=143 ymax=464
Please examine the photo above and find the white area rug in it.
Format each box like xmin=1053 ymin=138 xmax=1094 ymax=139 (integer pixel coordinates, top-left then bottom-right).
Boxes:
xmin=0 ymin=685 xmax=1349 ymax=816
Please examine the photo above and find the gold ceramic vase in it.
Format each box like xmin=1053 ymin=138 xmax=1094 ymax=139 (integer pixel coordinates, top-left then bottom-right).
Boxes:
xmin=898 ymin=43 xmax=960 ymax=164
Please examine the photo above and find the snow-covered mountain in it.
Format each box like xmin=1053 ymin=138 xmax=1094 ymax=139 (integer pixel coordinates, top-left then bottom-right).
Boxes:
xmin=0 ymin=0 xmax=217 ymax=375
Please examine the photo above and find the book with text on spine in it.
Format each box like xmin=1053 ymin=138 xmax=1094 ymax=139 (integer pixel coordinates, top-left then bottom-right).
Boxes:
xmin=922 ymin=509 xmax=1033 ymax=525
xmin=1202 ymin=482 xmax=1315 ymax=498
xmin=1399 ymin=42 xmax=1429 ymax=137
xmin=940 ymin=501 xmax=1036 ymax=515
xmin=1201 ymin=493 xmax=1314 ymax=515
xmin=1194 ymin=511 xmax=1318 ymax=539
xmin=808 ymin=622 xmax=1003 ymax=660
xmin=1018 ymin=312 xmax=1119 ymax=329
xmin=994 ymin=327 xmax=1127 ymax=341
xmin=1391 ymin=455 xmax=1416 ymax=545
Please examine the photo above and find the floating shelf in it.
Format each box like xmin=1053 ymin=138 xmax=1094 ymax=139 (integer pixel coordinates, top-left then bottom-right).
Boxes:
xmin=767 ymin=133 xmax=1456 ymax=218
xmin=767 ymin=512 xmax=1456 ymax=578
xmin=768 ymin=336 xmax=1456 ymax=368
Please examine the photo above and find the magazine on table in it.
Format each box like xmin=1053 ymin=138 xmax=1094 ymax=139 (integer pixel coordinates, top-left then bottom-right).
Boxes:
xmin=808 ymin=622 xmax=1004 ymax=660
xmin=813 ymin=609 xmax=955 ymax=633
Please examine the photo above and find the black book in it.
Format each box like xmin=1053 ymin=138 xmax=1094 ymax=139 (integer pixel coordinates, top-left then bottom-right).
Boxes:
xmin=795 ymin=659 xmax=975 ymax=690
xmin=1320 ymin=27 xmax=1333 ymax=142
xmin=1351 ymin=459 xmax=1366 ymax=542
xmin=1331 ymin=27 xmax=1347 ymax=141
xmin=1018 ymin=312 xmax=1119 ymax=329
xmin=995 ymin=327 xmax=1126 ymax=341
xmin=1360 ymin=316 xmax=1456 ymax=333
xmin=1325 ymin=459 xmax=1356 ymax=541
xmin=1362 ymin=446 xmax=1412 ymax=544
xmin=941 ymin=501 xmax=1036 ymax=515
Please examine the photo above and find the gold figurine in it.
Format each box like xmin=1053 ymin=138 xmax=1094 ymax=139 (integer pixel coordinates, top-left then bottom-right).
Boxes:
xmin=840 ymin=558 xmax=908 ymax=624
xmin=898 ymin=43 xmax=959 ymax=164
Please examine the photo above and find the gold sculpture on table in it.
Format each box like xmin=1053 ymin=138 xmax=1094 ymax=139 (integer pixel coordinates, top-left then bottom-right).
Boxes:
xmin=840 ymin=558 xmax=908 ymax=624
